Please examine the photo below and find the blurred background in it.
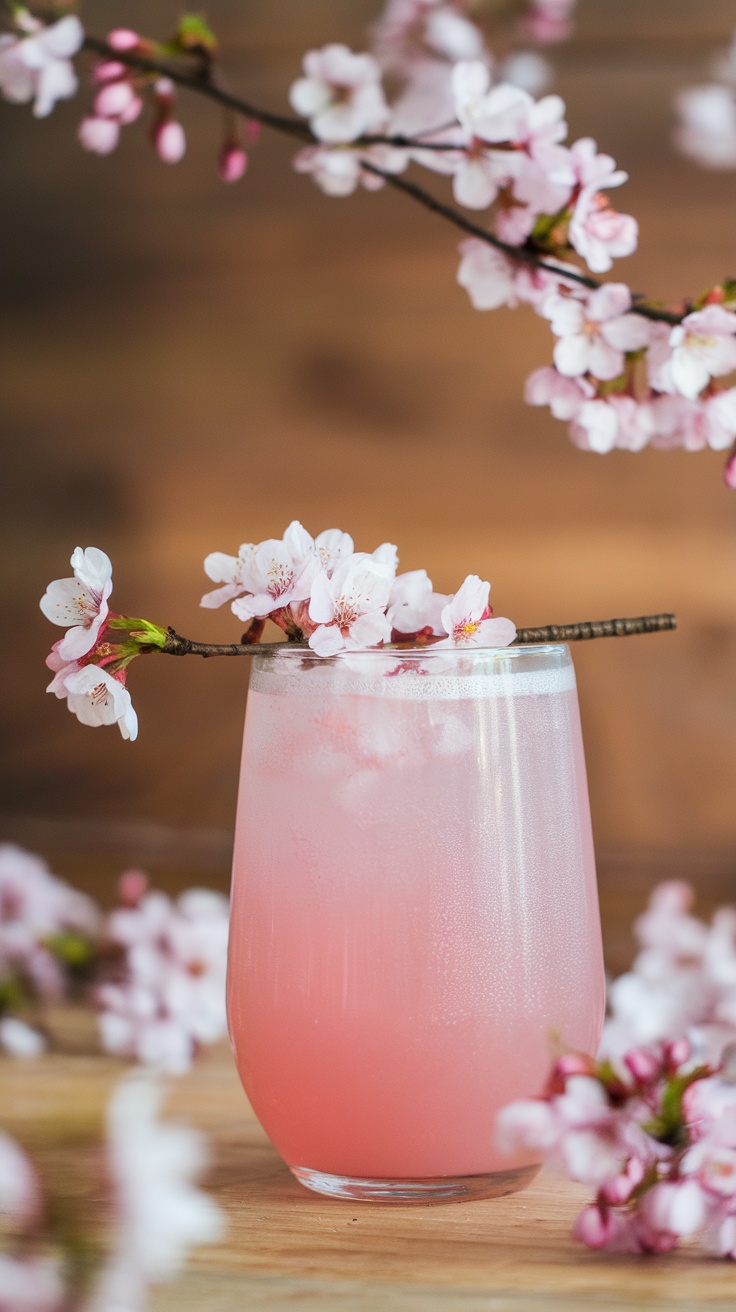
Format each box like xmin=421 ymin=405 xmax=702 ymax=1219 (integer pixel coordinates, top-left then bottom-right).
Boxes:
xmin=1 ymin=0 xmax=735 ymax=966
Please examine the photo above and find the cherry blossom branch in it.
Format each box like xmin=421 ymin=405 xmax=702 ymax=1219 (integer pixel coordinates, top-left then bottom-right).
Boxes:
xmin=161 ymin=612 xmax=676 ymax=658
xmin=79 ymin=34 xmax=681 ymax=324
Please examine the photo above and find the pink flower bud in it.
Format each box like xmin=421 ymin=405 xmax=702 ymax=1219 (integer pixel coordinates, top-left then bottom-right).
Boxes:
xmin=573 ymin=1204 xmax=620 ymax=1248
xmin=119 ymin=93 xmax=144 ymax=127
xmin=600 ymin=1155 xmax=645 ymax=1205
xmin=218 ymin=144 xmax=247 ymax=183
xmin=544 ymin=1051 xmax=595 ymax=1095
xmin=154 ymin=77 xmax=176 ymax=109
xmin=724 ymin=444 xmax=736 ymax=489
xmin=650 ymin=880 xmax=693 ymax=913
xmin=243 ymin=118 xmax=261 ymax=145
xmin=624 ymin=1048 xmax=662 ymax=1086
xmin=93 ymin=60 xmax=127 ymax=85
xmin=118 ymin=869 xmax=149 ymax=907
xmin=664 ymin=1037 xmax=692 ymax=1072
xmin=153 ymin=120 xmax=186 ymax=164
xmin=78 ymin=116 xmax=121 ymax=156
xmin=108 ymin=29 xmax=140 ymax=52
xmin=94 ymin=80 xmax=138 ymax=120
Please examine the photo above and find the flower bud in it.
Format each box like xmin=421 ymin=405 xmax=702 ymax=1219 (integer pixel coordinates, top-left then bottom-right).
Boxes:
xmin=108 ymin=29 xmax=140 ymax=52
xmin=118 ymin=869 xmax=149 ymax=907
xmin=664 ymin=1037 xmax=692 ymax=1072
xmin=624 ymin=1048 xmax=661 ymax=1086
xmin=218 ymin=143 xmax=247 ymax=183
xmin=78 ymin=116 xmax=120 ymax=156
xmin=243 ymin=118 xmax=261 ymax=145
xmin=94 ymin=80 xmax=138 ymax=120
xmin=154 ymin=77 xmax=176 ymax=110
xmin=93 ymin=60 xmax=127 ymax=85
xmin=153 ymin=120 xmax=186 ymax=164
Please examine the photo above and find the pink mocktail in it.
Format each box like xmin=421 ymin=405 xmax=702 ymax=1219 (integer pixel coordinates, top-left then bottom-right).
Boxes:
xmin=227 ymin=646 xmax=605 ymax=1201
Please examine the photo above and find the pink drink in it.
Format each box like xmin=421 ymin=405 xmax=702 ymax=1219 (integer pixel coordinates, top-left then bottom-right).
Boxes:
xmin=228 ymin=646 xmax=605 ymax=1201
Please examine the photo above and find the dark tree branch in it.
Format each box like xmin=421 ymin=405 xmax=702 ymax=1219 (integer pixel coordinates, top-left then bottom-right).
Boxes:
xmin=162 ymin=614 xmax=676 ymax=658
xmin=81 ymin=35 xmax=685 ymax=326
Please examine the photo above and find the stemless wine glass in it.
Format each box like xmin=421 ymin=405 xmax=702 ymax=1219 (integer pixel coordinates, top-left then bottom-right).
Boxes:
xmin=227 ymin=644 xmax=605 ymax=1203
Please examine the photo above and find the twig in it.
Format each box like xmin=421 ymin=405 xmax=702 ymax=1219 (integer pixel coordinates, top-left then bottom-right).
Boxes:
xmin=80 ymin=35 xmax=684 ymax=326
xmin=512 ymin=613 xmax=677 ymax=644
xmin=162 ymin=613 xmax=676 ymax=658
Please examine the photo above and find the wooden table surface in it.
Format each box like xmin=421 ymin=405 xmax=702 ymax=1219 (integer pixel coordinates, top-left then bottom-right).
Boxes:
xmin=3 ymin=1012 xmax=736 ymax=1312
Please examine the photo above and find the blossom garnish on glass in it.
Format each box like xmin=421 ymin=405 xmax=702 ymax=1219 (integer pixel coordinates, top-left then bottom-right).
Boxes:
xmin=39 ymin=525 xmax=675 ymax=1203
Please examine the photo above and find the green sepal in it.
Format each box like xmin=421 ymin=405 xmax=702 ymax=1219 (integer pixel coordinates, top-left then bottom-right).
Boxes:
xmin=531 ymin=205 xmax=572 ymax=251
xmin=172 ymin=14 xmax=218 ymax=55
xmin=0 ymin=971 xmax=30 ymax=1013
xmin=641 ymin=1064 xmax=711 ymax=1147
xmin=44 ymin=931 xmax=95 ymax=973
xmin=109 ymin=617 xmax=168 ymax=649
xmin=596 ymin=374 xmax=628 ymax=398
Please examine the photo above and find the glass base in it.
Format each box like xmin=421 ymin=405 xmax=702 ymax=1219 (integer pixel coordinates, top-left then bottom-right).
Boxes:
xmin=290 ymin=1163 xmax=539 ymax=1204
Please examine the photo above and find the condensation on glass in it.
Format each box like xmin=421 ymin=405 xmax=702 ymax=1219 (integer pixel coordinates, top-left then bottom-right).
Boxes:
xmin=227 ymin=645 xmax=605 ymax=1202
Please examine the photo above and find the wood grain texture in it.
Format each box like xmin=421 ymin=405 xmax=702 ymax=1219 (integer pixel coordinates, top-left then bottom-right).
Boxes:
xmin=3 ymin=1025 xmax=736 ymax=1311
xmin=1 ymin=0 xmax=736 ymax=858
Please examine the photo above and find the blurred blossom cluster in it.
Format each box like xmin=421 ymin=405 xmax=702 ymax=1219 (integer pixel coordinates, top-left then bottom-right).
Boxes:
xmin=97 ymin=876 xmax=229 ymax=1074
xmin=499 ymin=880 xmax=736 ymax=1257
xmin=1 ymin=1078 xmax=222 ymax=1312
xmin=2 ymin=1 xmax=736 ymax=481
xmin=0 ymin=844 xmax=99 ymax=1057
xmin=601 ymin=881 xmax=736 ymax=1070
xmin=0 ymin=846 xmax=229 ymax=1076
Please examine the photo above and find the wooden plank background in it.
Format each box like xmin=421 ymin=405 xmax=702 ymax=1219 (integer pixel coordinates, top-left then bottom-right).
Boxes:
xmin=1 ymin=0 xmax=736 ymax=883
xmin=3 ymin=1015 xmax=736 ymax=1310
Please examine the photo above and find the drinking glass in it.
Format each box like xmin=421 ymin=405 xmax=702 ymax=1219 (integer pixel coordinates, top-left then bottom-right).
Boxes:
xmin=227 ymin=644 xmax=605 ymax=1203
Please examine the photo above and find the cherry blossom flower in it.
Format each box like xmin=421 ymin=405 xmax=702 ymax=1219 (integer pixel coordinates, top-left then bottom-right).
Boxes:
xmin=90 ymin=1075 xmax=223 ymax=1312
xmin=546 ymin=283 xmax=650 ymax=381
xmin=667 ymin=305 xmax=736 ymax=399
xmin=387 ymin=569 xmax=448 ymax=637
xmin=201 ymin=542 xmax=258 ymax=609
xmin=230 ymin=520 xmax=321 ymax=622
xmin=450 ymin=64 xmax=531 ymax=208
xmin=308 ymin=555 xmax=393 ymax=656
xmin=97 ymin=884 xmax=229 ymax=1074
xmin=434 ymin=574 xmax=516 ymax=648
xmin=48 ymin=661 xmax=138 ymax=741
xmin=290 ymin=44 xmax=387 ymax=144
xmin=456 ymin=239 xmax=516 ymax=310
xmin=39 ymin=547 xmax=113 ymax=662
xmin=0 ymin=1016 xmax=46 ymax=1058
xmin=294 ymin=140 xmax=406 ymax=196
xmin=424 ymin=6 xmax=485 ymax=61
xmin=525 ymin=365 xmax=593 ymax=419
xmin=565 ymin=138 xmax=638 ymax=273
xmin=0 ymin=1255 xmax=64 ymax=1312
xmin=0 ymin=11 xmax=83 ymax=119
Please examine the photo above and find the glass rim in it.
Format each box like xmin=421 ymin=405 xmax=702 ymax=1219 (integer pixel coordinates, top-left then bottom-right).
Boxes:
xmin=257 ymin=642 xmax=570 ymax=661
